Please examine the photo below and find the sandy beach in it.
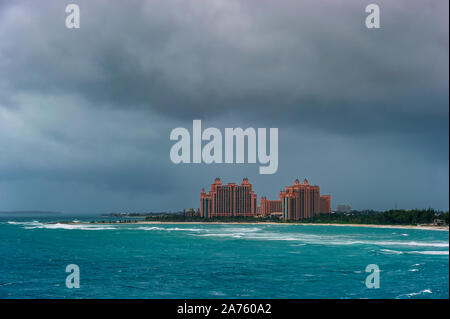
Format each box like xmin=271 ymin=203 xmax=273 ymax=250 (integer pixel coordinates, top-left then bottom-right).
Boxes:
xmin=87 ymin=220 xmax=449 ymax=231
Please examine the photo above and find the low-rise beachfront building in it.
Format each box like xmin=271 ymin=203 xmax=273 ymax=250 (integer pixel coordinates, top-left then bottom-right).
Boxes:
xmin=320 ymin=194 xmax=331 ymax=214
xmin=260 ymin=197 xmax=282 ymax=216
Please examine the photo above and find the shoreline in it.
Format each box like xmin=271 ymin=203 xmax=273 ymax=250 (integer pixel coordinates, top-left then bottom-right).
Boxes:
xmin=78 ymin=221 xmax=449 ymax=231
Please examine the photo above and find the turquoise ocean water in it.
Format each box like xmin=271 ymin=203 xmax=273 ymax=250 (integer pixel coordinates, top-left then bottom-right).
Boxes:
xmin=0 ymin=217 xmax=448 ymax=299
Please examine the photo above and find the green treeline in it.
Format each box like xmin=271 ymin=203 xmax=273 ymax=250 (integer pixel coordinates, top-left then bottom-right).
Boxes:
xmin=142 ymin=209 xmax=448 ymax=226
xmin=143 ymin=215 xmax=272 ymax=223
xmin=296 ymin=209 xmax=448 ymax=225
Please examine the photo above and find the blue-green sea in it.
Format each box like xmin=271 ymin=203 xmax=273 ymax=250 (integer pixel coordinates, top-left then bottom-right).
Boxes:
xmin=0 ymin=217 xmax=448 ymax=299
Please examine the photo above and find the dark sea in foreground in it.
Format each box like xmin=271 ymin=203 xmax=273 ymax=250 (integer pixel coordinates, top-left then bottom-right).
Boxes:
xmin=0 ymin=216 xmax=448 ymax=299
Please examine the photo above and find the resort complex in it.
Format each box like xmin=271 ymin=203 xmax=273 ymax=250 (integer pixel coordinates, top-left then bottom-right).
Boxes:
xmin=200 ymin=178 xmax=331 ymax=220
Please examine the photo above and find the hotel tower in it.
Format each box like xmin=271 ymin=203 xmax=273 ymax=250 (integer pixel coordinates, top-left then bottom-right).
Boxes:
xmin=200 ymin=178 xmax=257 ymax=218
xmin=280 ymin=178 xmax=331 ymax=220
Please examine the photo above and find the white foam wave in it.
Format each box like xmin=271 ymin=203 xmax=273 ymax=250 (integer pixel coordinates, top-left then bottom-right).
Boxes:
xmin=198 ymin=233 xmax=245 ymax=238
xmin=379 ymin=249 xmax=404 ymax=255
xmin=167 ymin=227 xmax=202 ymax=232
xmin=408 ymin=251 xmax=449 ymax=255
xmin=9 ymin=221 xmax=116 ymax=230
xmin=35 ymin=223 xmax=116 ymax=230
xmin=372 ymin=241 xmax=449 ymax=248
xmin=219 ymin=227 xmax=261 ymax=233
xmin=136 ymin=226 xmax=202 ymax=232
xmin=136 ymin=226 xmax=164 ymax=231
xmin=8 ymin=221 xmax=40 ymax=226
xmin=401 ymin=289 xmax=432 ymax=298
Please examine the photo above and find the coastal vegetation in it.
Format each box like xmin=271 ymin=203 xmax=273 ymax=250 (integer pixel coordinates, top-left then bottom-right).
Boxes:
xmin=138 ymin=209 xmax=448 ymax=226
xmin=295 ymin=209 xmax=448 ymax=226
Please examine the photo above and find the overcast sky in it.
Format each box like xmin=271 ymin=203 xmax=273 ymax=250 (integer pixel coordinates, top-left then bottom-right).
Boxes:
xmin=0 ymin=0 xmax=448 ymax=214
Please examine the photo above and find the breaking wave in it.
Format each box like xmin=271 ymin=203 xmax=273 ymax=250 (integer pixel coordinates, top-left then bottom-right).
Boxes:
xmin=370 ymin=241 xmax=448 ymax=248
xmin=8 ymin=221 xmax=116 ymax=230
xmin=379 ymin=249 xmax=404 ymax=255
xmin=397 ymin=289 xmax=432 ymax=298
xmin=135 ymin=226 xmax=202 ymax=232
xmin=408 ymin=251 xmax=449 ymax=255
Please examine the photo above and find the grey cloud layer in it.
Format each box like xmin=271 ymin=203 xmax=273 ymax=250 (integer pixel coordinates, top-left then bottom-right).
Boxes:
xmin=2 ymin=1 xmax=447 ymax=120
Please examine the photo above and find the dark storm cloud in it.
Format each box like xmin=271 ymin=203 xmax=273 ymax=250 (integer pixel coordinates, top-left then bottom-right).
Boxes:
xmin=1 ymin=1 xmax=447 ymax=128
xmin=0 ymin=0 xmax=448 ymax=212
xmin=0 ymin=94 xmax=178 ymax=197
